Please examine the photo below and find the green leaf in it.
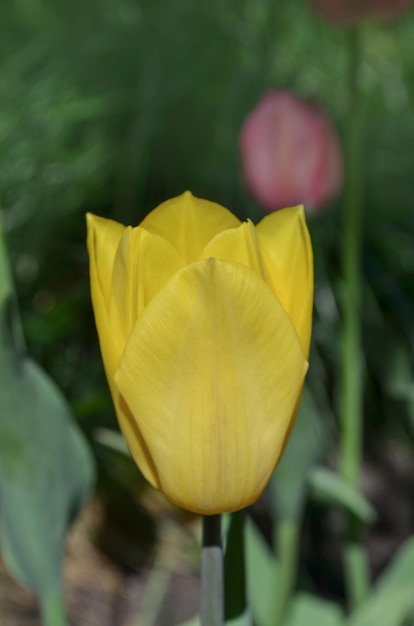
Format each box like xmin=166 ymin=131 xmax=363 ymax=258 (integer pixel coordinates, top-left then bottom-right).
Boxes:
xmin=0 ymin=298 xmax=95 ymax=597
xmin=308 ymin=467 xmax=376 ymax=524
xmin=285 ymin=593 xmax=344 ymax=626
xmin=269 ymin=387 xmax=324 ymax=625
xmin=225 ymin=611 xmax=252 ymax=626
xmin=270 ymin=385 xmax=324 ymax=524
xmin=176 ymin=609 xmax=252 ymax=626
xmin=245 ymin=516 xmax=279 ymax=626
xmin=349 ymin=538 xmax=414 ymax=626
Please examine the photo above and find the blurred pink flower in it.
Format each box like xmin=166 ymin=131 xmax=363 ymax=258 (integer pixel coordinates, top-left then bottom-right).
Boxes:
xmin=309 ymin=0 xmax=413 ymax=25
xmin=239 ymin=90 xmax=343 ymax=213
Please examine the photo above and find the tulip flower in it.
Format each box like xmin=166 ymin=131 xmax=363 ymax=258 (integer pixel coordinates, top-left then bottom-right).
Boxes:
xmin=239 ymin=90 xmax=343 ymax=213
xmin=87 ymin=192 xmax=313 ymax=514
xmin=309 ymin=0 xmax=413 ymax=25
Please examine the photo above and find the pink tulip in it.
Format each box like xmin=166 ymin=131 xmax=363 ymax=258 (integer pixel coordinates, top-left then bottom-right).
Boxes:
xmin=309 ymin=0 xmax=413 ymax=25
xmin=239 ymin=91 xmax=343 ymax=213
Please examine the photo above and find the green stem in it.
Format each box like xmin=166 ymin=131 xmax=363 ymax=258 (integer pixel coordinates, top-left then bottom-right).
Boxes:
xmin=273 ymin=521 xmax=299 ymax=626
xmin=340 ymin=27 xmax=370 ymax=609
xmin=201 ymin=515 xmax=224 ymax=626
xmin=40 ymin=589 xmax=68 ymax=626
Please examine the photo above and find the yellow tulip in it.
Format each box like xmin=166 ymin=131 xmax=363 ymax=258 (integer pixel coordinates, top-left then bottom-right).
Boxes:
xmin=87 ymin=191 xmax=313 ymax=514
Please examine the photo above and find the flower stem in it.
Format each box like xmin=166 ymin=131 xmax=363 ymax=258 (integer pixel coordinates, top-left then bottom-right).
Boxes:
xmin=340 ymin=26 xmax=370 ymax=609
xmin=201 ymin=515 xmax=224 ymax=626
xmin=40 ymin=589 xmax=68 ymax=626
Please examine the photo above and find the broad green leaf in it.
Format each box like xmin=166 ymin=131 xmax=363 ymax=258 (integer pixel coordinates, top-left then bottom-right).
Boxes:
xmin=245 ymin=516 xmax=279 ymax=626
xmin=269 ymin=387 xmax=324 ymax=625
xmin=285 ymin=593 xmax=344 ymax=626
xmin=349 ymin=587 xmax=414 ymax=626
xmin=272 ymin=521 xmax=300 ymax=625
xmin=270 ymin=385 xmax=324 ymax=523
xmin=0 ymin=297 xmax=95 ymax=597
xmin=308 ymin=467 xmax=376 ymax=524
xmin=349 ymin=539 xmax=414 ymax=626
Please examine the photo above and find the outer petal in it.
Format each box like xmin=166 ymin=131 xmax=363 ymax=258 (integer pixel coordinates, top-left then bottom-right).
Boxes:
xmin=87 ymin=213 xmax=125 ymax=307
xmin=115 ymin=258 xmax=307 ymax=514
xmin=140 ymin=191 xmax=241 ymax=262
xmin=256 ymin=206 xmax=313 ymax=357
xmin=86 ymin=213 xmax=125 ymax=383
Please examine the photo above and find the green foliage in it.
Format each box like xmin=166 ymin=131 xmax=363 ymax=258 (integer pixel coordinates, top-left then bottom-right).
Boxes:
xmin=285 ymin=594 xmax=344 ymax=626
xmin=349 ymin=539 xmax=414 ymax=626
xmin=308 ymin=467 xmax=376 ymax=524
xmin=245 ymin=516 xmax=279 ymax=626
xmin=271 ymin=385 xmax=325 ymax=524
xmin=0 ymin=330 xmax=95 ymax=594
xmin=0 ymin=215 xmax=95 ymax=620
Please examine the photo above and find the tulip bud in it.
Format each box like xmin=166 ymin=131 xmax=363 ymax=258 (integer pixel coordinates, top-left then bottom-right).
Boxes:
xmin=87 ymin=192 xmax=313 ymax=514
xmin=309 ymin=0 xmax=413 ymax=25
xmin=239 ymin=90 xmax=343 ymax=214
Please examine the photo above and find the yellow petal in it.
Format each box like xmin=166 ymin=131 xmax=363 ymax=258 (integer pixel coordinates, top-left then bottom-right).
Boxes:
xmin=86 ymin=213 xmax=125 ymax=307
xmin=108 ymin=226 xmax=185 ymax=367
xmin=86 ymin=213 xmax=125 ymax=384
xmin=115 ymin=395 xmax=161 ymax=490
xmin=140 ymin=191 xmax=241 ymax=262
xmin=256 ymin=206 xmax=313 ymax=357
xmin=87 ymin=214 xmax=181 ymax=489
xmin=115 ymin=258 xmax=307 ymax=514
xmin=200 ymin=220 xmax=268 ymax=282
xmin=108 ymin=228 xmax=186 ymax=487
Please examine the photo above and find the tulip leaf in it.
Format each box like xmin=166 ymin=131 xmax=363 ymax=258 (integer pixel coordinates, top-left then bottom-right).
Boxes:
xmin=284 ymin=593 xmax=344 ymax=626
xmin=308 ymin=466 xmax=376 ymax=524
xmin=0 ymin=297 xmax=95 ymax=597
xmin=348 ymin=538 xmax=414 ymax=626
xmin=270 ymin=384 xmax=324 ymax=523
xmin=268 ymin=387 xmax=324 ymax=624
xmin=245 ymin=516 xmax=279 ymax=626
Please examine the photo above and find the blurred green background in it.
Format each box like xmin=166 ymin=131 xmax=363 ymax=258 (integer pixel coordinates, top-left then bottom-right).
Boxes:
xmin=2 ymin=0 xmax=414 ymax=622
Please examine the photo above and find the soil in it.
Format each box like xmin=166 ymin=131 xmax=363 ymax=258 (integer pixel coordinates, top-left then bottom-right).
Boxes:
xmin=0 ymin=500 xmax=200 ymax=626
